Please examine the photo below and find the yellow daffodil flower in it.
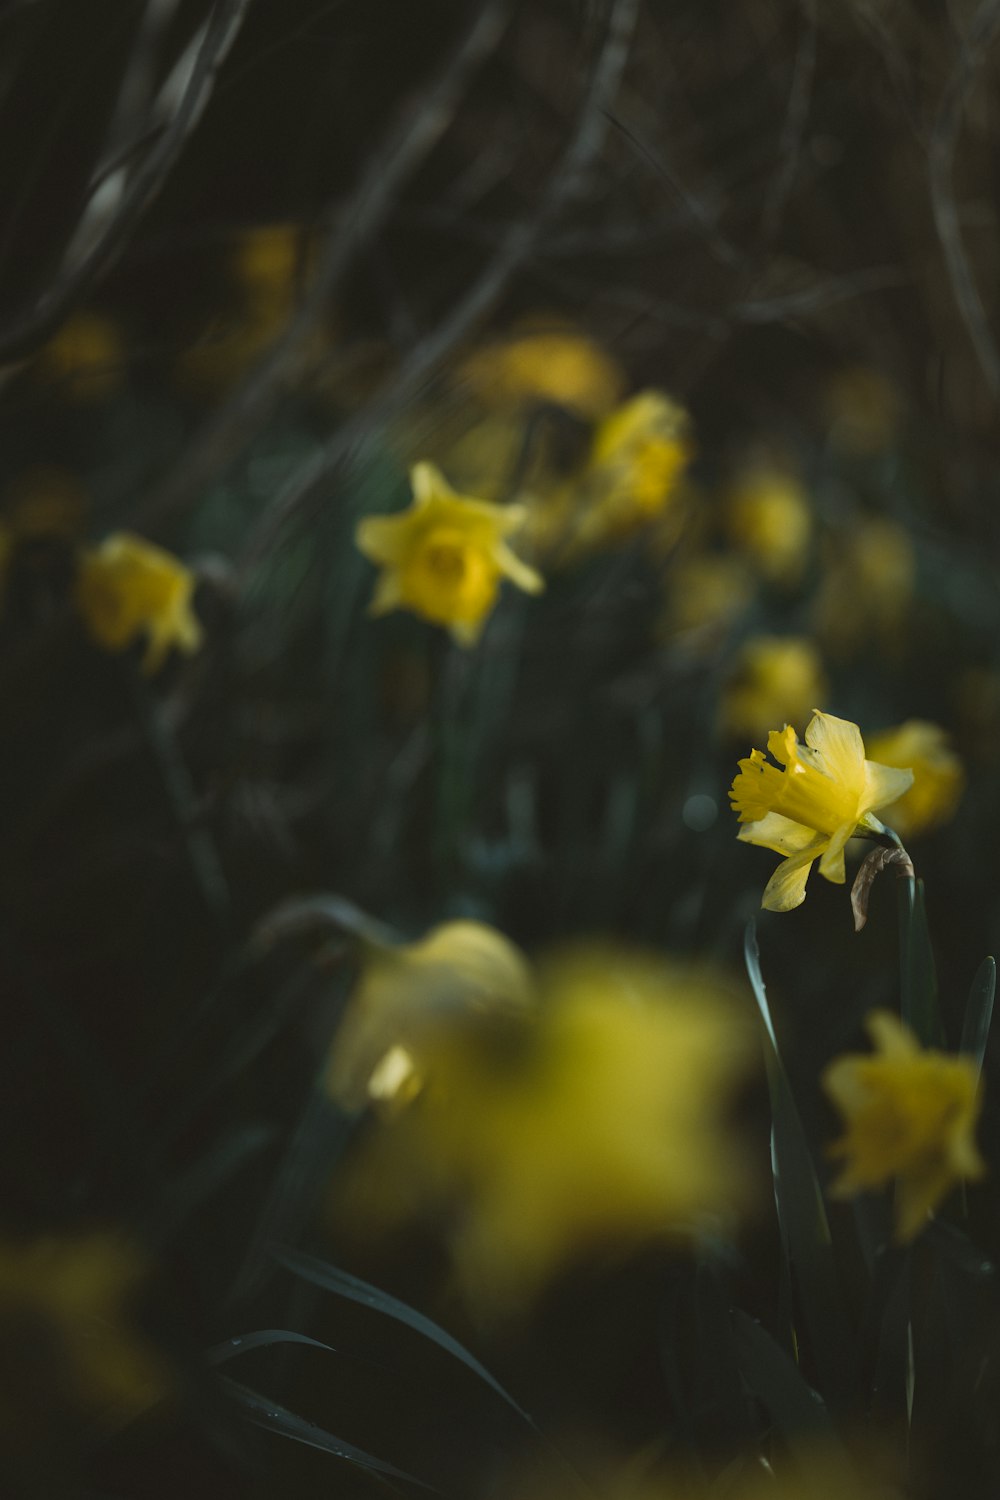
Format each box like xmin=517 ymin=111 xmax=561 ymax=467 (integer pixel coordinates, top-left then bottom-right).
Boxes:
xmin=823 ymin=1010 xmax=985 ymax=1241
xmin=659 ymin=552 xmax=754 ymax=643
xmin=0 ymin=1230 xmax=169 ymax=1444
xmin=230 ymin=223 xmax=307 ymax=310
xmin=332 ymin=947 xmax=751 ymax=1310
xmin=459 ymin=325 xmax=624 ymax=419
xmin=724 ymin=464 xmax=812 ymax=584
xmin=355 ymin=461 xmax=543 ymax=646
xmin=4 ymin=466 xmax=87 ymax=542
xmin=813 ymin=517 xmax=915 ymax=658
xmin=34 ymin=311 xmax=125 ymax=403
xmin=75 ymin=532 xmax=203 ymax=675
xmin=720 ymin=635 xmax=828 ymax=740
xmin=326 ymin=919 xmax=534 ymax=1114
xmin=864 ymin=720 xmax=964 ymax=838
xmin=730 ymin=709 xmax=914 ymax=911
xmin=560 ymin=390 xmax=692 ymax=557
xmin=823 ymin=364 xmax=900 ymax=455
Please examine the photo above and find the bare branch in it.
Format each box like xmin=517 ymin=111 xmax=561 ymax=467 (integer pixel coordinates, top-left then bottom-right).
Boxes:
xmin=135 ymin=0 xmax=516 ymax=530
xmin=929 ymin=0 xmax=1000 ymax=400
xmin=233 ymin=0 xmax=642 ymax=573
xmin=0 ymin=0 xmax=251 ymax=366
xmin=758 ymin=0 xmax=817 ymax=244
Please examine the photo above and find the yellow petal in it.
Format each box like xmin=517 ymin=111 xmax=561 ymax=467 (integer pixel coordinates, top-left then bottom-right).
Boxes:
xmin=804 ymin=710 xmax=865 ymax=787
xmin=864 ymin=1010 xmax=918 ymax=1058
xmin=369 ymin=570 xmax=403 ymax=616
xmin=863 ymin=758 xmax=915 ymax=814
xmin=494 ymin=541 xmax=544 ymax=595
xmin=356 ymin=513 xmax=411 ymax=566
xmin=736 ymin=811 xmax=817 ymax=855
xmin=817 ymin=820 xmax=854 ymax=883
xmin=761 ymin=841 xmax=824 ymax=911
xmin=410 ymin=461 xmax=453 ymax=503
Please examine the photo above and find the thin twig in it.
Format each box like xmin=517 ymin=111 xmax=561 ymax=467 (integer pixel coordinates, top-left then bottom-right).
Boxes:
xmin=235 ymin=0 xmax=642 ymax=573
xmin=0 ymin=0 xmax=250 ymax=366
xmin=134 ymin=0 xmax=515 ymax=531
xmin=928 ymin=0 xmax=1000 ymax=400
xmin=759 ymin=0 xmax=817 ymax=244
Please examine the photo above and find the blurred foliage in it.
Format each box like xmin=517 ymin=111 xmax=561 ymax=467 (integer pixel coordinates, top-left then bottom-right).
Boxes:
xmin=4 ymin=2 xmax=1000 ymax=1498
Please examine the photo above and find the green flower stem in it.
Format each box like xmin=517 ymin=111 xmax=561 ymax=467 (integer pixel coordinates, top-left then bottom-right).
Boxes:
xmin=127 ymin=666 xmax=231 ymax=927
xmin=879 ymin=823 xmax=943 ymax=1048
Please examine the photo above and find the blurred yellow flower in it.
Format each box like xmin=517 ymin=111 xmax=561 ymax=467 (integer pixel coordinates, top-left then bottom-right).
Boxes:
xmin=823 ymin=1010 xmax=985 ymax=1241
xmin=0 ymin=523 xmax=11 ymax=596
xmin=823 ymin=365 xmax=900 ymax=455
xmin=4 ymin=466 xmax=87 ymax=542
xmin=660 ymin=552 xmax=754 ymax=642
xmin=730 ymin=709 xmax=913 ymax=911
xmin=460 ymin=326 xmax=624 ymax=419
xmin=175 ymin=312 xmax=287 ymax=396
xmin=864 ymin=720 xmax=964 ymax=838
xmin=326 ymin=919 xmax=534 ymax=1114
xmin=34 ymin=311 xmax=125 ymax=402
xmin=0 ymin=1230 xmax=169 ymax=1443
xmin=356 ymin=461 xmax=543 ymax=645
xmin=231 ymin=223 xmax=307 ymax=310
xmin=562 ymin=391 xmax=692 ymax=556
xmin=724 ymin=465 xmax=812 ymax=584
xmin=721 ymin=635 xmax=828 ymax=740
xmin=813 ymin=517 xmax=915 ymax=658
xmin=334 ymin=947 xmax=752 ymax=1308
xmin=75 ymin=532 xmax=203 ymax=675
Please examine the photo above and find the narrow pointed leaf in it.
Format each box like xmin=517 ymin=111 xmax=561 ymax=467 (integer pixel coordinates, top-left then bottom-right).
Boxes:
xmin=961 ymin=956 xmax=995 ymax=1078
xmin=897 ymin=878 xmax=943 ymax=1046
xmin=744 ymin=920 xmax=857 ymax=1405
xmin=272 ymin=1245 xmax=538 ymax=1432
xmin=206 ymin=1329 xmax=337 ymax=1365
xmin=220 ymin=1376 xmax=438 ymax=1491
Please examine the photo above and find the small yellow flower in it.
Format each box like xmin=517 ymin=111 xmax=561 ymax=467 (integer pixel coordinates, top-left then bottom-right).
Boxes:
xmin=724 ymin=464 xmax=812 ymax=585
xmin=460 ymin=326 xmax=624 ymax=419
xmin=34 ymin=311 xmax=125 ymax=402
xmin=864 ymin=720 xmax=964 ymax=838
xmin=4 ymin=466 xmax=87 ymax=542
xmin=660 ymin=552 xmax=754 ymax=641
xmin=730 ymin=709 xmax=914 ymax=911
xmin=0 ymin=1230 xmax=170 ymax=1442
xmin=326 ymin=919 xmax=534 ymax=1114
xmin=823 ymin=1011 xmax=985 ymax=1241
xmin=563 ymin=391 xmax=692 ymax=555
xmin=823 ymin=365 xmax=900 ymax=455
xmin=75 ymin=532 xmax=202 ymax=675
xmin=720 ymin=635 xmax=828 ymax=740
xmin=356 ymin=462 xmax=543 ymax=646
xmin=813 ymin=517 xmax=915 ymax=658
xmin=231 ymin=223 xmax=306 ymax=308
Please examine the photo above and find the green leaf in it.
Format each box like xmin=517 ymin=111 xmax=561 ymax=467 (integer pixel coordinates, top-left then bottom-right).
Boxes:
xmin=219 ymin=1376 xmax=439 ymax=1491
xmin=731 ymin=1310 xmax=846 ymax=1456
xmin=206 ymin=1329 xmax=338 ymax=1365
xmin=743 ymin=920 xmax=857 ymax=1407
xmin=897 ymin=878 xmax=944 ymax=1046
xmin=272 ymin=1246 xmax=539 ymax=1434
xmin=960 ymin=956 xmax=995 ymax=1077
